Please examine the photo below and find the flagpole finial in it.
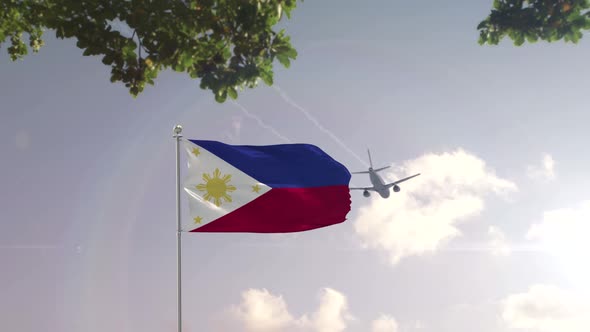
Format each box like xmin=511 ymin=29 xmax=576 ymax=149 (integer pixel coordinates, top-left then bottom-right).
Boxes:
xmin=173 ymin=125 xmax=183 ymax=136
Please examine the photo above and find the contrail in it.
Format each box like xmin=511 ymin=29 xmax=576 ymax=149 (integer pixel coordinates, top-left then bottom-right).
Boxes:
xmin=272 ymin=85 xmax=369 ymax=168
xmin=231 ymin=101 xmax=292 ymax=143
xmin=232 ymin=99 xmax=360 ymax=187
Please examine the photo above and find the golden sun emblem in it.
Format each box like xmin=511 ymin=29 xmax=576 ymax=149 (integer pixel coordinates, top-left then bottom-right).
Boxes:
xmin=196 ymin=168 xmax=236 ymax=207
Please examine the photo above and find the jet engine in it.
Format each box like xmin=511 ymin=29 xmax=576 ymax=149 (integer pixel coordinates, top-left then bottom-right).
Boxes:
xmin=363 ymin=190 xmax=370 ymax=197
xmin=393 ymin=185 xmax=400 ymax=192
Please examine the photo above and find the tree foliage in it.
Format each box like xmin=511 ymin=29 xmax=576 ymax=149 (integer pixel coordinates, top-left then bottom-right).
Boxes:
xmin=479 ymin=0 xmax=590 ymax=45
xmin=0 ymin=0 xmax=300 ymax=101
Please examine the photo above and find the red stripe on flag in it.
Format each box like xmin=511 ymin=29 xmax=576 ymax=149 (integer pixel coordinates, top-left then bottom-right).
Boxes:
xmin=191 ymin=186 xmax=351 ymax=233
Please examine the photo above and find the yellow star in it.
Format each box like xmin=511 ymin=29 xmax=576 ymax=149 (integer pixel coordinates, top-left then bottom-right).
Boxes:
xmin=192 ymin=147 xmax=200 ymax=157
xmin=252 ymin=184 xmax=261 ymax=193
xmin=193 ymin=216 xmax=203 ymax=224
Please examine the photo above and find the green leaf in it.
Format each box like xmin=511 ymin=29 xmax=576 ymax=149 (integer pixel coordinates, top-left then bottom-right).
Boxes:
xmin=478 ymin=0 xmax=590 ymax=46
xmin=215 ymin=89 xmax=228 ymax=103
xmin=228 ymin=86 xmax=238 ymax=99
xmin=174 ymin=63 xmax=184 ymax=72
xmin=260 ymin=69 xmax=273 ymax=85
xmin=102 ymin=54 xmax=114 ymax=65
xmin=493 ymin=0 xmax=501 ymax=10
xmin=0 ymin=0 xmax=302 ymax=101
xmin=285 ymin=47 xmax=297 ymax=59
xmin=276 ymin=54 xmax=290 ymax=68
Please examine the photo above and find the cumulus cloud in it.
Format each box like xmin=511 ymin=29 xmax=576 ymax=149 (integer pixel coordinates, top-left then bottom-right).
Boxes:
xmin=231 ymin=288 xmax=298 ymax=331
xmin=230 ymin=288 xmax=353 ymax=332
xmin=502 ymin=284 xmax=590 ymax=332
xmin=371 ymin=315 xmax=399 ymax=332
xmin=353 ymin=149 xmax=517 ymax=265
xmin=526 ymin=153 xmax=556 ymax=181
xmin=525 ymin=200 xmax=590 ymax=291
xmin=488 ymin=226 xmax=511 ymax=256
xmin=526 ymin=200 xmax=590 ymax=252
xmin=308 ymin=288 xmax=353 ymax=332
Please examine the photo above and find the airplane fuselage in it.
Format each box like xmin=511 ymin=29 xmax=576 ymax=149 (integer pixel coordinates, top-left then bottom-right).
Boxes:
xmin=369 ymin=168 xmax=390 ymax=198
xmin=350 ymin=149 xmax=420 ymax=199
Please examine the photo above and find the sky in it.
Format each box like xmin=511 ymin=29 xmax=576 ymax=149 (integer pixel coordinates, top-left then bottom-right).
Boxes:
xmin=2 ymin=1 xmax=590 ymax=331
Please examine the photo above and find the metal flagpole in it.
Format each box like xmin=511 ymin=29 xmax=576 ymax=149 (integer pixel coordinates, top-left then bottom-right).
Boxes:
xmin=173 ymin=124 xmax=183 ymax=332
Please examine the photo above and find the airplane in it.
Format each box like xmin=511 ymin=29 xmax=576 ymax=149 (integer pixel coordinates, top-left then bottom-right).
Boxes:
xmin=350 ymin=149 xmax=421 ymax=198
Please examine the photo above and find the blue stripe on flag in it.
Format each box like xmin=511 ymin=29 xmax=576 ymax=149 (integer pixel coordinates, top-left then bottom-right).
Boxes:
xmin=189 ymin=140 xmax=351 ymax=188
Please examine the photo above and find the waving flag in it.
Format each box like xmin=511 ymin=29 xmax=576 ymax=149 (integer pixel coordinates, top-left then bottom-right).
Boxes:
xmin=182 ymin=139 xmax=351 ymax=233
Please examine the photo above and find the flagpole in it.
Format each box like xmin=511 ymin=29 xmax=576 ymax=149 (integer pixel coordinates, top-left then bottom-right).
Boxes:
xmin=173 ymin=124 xmax=183 ymax=332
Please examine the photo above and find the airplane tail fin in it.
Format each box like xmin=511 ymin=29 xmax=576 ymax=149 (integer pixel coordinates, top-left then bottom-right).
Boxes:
xmin=351 ymin=149 xmax=390 ymax=174
xmin=368 ymin=149 xmax=390 ymax=172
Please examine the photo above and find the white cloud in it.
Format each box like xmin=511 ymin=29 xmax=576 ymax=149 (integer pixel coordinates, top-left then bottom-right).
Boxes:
xmin=231 ymin=288 xmax=297 ymax=331
xmin=488 ymin=226 xmax=511 ymax=256
xmin=353 ymin=149 xmax=517 ymax=265
xmin=502 ymin=284 xmax=590 ymax=332
xmin=371 ymin=315 xmax=399 ymax=332
xmin=230 ymin=288 xmax=353 ymax=332
xmin=526 ymin=153 xmax=556 ymax=181
xmin=307 ymin=288 xmax=354 ymax=332
xmin=526 ymin=201 xmax=590 ymax=251
xmin=525 ymin=201 xmax=590 ymax=288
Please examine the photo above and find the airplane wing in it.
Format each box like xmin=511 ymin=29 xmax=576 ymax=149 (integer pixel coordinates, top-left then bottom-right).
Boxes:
xmin=386 ymin=173 xmax=421 ymax=187
xmin=349 ymin=186 xmax=375 ymax=191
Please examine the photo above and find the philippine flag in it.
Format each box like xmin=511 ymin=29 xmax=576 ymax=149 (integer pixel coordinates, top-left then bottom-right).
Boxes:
xmin=182 ymin=139 xmax=352 ymax=233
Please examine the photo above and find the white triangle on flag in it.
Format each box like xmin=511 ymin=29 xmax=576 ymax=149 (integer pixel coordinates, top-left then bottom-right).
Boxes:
xmin=182 ymin=139 xmax=271 ymax=232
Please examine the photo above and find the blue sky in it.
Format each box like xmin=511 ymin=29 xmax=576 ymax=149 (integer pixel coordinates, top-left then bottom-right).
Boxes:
xmin=2 ymin=1 xmax=590 ymax=331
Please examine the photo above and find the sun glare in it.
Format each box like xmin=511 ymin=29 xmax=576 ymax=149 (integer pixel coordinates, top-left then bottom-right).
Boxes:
xmin=529 ymin=213 xmax=590 ymax=294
